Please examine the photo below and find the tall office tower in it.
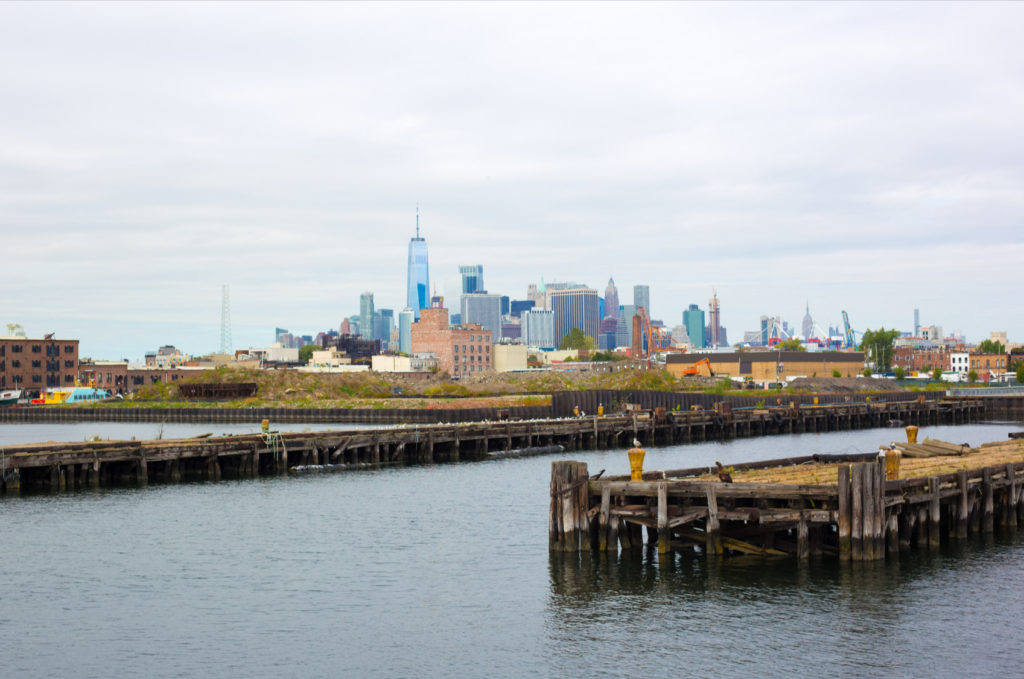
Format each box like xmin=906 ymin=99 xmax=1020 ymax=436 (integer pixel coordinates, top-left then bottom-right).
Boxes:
xmin=509 ymin=300 xmax=535 ymax=318
xmin=339 ymin=318 xmax=352 ymax=336
xmin=360 ymin=292 xmax=375 ymax=341
xmin=379 ymin=308 xmax=394 ymax=346
xmin=603 ymin=278 xmax=619 ymax=319
xmin=398 ymin=307 xmax=414 ymax=354
xmin=459 ymin=265 xmax=484 ymax=295
xmin=802 ymin=302 xmax=814 ymax=341
xmin=522 ymin=309 xmax=555 ymax=349
xmin=616 ymin=304 xmax=636 ymax=348
xmin=708 ymin=289 xmax=722 ymax=347
xmin=461 ymin=293 xmax=503 ymax=342
xmin=633 ymin=285 xmax=650 ymax=316
xmin=275 ymin=328 xmax=289 ymax=344
xmin=550 ymin=288 xmax=600 ymax=347
xmin=914 ymin=308 xmax=920 ymax=336
xmin=760 ymin=315 xmax=783 ymax=345
xmin=406 ymin=208 xmax=430 ymax=320
xmin=683 ymin=304 xmax=706 ymax=348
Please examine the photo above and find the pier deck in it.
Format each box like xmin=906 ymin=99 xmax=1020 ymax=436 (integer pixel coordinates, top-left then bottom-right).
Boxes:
xmin=1 ymin=398 xmax=983 ymax=494
xmin=551 ymin=436 xmax=1024 ymax=561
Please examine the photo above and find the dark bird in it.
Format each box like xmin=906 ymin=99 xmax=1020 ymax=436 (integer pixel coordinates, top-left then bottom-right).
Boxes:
xmin=715 ymin=461 xmax=733 ymax=484
xmin=592 ymin=469 xmax=605 ymax=480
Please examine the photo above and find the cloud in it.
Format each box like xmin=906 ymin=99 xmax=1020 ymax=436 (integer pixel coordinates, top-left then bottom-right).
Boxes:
xmin=2 ymin=2 xmax=1022 ymax=358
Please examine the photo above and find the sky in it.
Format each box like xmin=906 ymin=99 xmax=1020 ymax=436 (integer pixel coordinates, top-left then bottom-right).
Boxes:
xmin=2 ymin=1 xmax=1022 ymax=360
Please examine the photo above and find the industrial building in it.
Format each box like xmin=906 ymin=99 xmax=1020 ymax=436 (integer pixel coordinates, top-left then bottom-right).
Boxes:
xmin=667 ymin=351 xmax=865 ymax=381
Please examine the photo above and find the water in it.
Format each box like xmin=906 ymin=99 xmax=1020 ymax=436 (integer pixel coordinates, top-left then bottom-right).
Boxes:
xmin=2 ymin=422 xmax=1022 ymax=678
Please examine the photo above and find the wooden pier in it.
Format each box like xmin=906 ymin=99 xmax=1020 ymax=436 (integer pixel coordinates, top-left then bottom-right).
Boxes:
xmin=551 ymin=435 xmax=1024 ymax=561
xmin=0 ymin=398 xmax=983 ymax=494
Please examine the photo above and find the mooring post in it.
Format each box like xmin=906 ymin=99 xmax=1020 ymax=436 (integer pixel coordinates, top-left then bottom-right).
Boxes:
xmin=928 ymin=476 xmax=941 ymax=549
xmin=705 ymin=486 xmax=722 ymax=557
xmin=982 ymin=467 xmax=995 ymax=533
xmin=956 ymin=470 xmax=969 ymax=539
xmin=851 ymin=463 xmax=864 ymax=561
xmin=598 ymin=486 xmax=611 ymax=551
xmin=1003 ymin=463 xmax=1017 ymax=528
xmin=863 ymin=462 xmax=876 ymax=560
xmin=657 ymin=482 xmax=670 ymax=555
xmin=549 ymin=461 xmax=589 ymax=552
xmin=874 ymin=458 xmax=886 ymax=558
xmin=797 ymin=515 xmax=810 ymax=561
xmin=137 ymin=454 xmax=148 ymax=488
xmin=838 ymin=464 xmax=852 ymax=561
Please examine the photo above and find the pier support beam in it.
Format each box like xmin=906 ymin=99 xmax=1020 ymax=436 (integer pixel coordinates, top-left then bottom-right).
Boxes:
xmin=705 ymin=486 xmax=722 ymax=557
xmin=657 ymin=482 xmax=670 ymax=555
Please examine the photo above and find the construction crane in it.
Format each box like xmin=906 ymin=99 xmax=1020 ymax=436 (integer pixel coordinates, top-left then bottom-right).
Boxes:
xmin=631 ymin=306 xmax=676 ymax=358
xmin=841 ymin=310 xmax=857 ymax=350
xmin=679 ymin=357 xmax=714 ymax=377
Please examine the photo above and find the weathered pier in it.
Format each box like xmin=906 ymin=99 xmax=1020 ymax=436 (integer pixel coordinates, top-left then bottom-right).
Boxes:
xmin=1 ymin=398 xmax=982 ymax=494
xmin=551 ymin=435 xmax=1024 ymax=561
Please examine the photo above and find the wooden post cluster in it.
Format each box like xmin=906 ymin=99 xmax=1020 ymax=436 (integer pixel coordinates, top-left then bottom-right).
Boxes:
xmin=550 ymin=461 xmax=591 ymax=551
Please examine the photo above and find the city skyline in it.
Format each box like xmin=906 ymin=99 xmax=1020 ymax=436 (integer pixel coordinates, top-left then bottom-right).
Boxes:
xmin=3 ymin=3 xmax=1022 ymax=359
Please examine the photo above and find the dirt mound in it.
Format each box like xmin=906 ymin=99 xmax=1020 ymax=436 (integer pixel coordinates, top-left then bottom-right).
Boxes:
xmin=787 ymin=377 xmax=904 ymax=393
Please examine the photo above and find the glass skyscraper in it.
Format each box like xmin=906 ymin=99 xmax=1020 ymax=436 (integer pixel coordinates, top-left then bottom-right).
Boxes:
xmin=407 ymin=210 xmax=430 ymax=320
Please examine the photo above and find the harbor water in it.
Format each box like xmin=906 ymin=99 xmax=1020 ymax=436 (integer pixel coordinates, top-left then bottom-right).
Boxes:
xmin=2 ymin=421 xmax=1023 ymax=678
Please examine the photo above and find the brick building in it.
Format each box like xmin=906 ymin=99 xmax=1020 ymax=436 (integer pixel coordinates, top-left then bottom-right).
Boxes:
xmin=968 ymin=352 xmax=1009 ymax=381
xmin=893 ymin=346 xmax=950 ymax=373
xmin=410 ymin=307 xmax=492 ymax=379
xmin=0 ymin=335 xmax=79 ymax=392
xmin=78 ymin=360 xmax=129 ymax=395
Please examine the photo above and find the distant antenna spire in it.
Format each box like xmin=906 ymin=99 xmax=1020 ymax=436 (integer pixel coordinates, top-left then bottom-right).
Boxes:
xmin=416 ymin=204 xmax=420 ymax=238
xmin=220 ymin=284 xmax=232 ymax=354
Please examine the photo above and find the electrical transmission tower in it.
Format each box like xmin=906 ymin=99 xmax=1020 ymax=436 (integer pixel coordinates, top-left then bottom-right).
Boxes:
xmin=220 ymin=284 xmax=232 ymax=355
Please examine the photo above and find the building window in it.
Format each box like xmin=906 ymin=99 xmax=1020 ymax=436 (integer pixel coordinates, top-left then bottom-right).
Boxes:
xmin=32 ymin=375 xmax=41 ymax=383
xmin=64 ymin=345 xmax=74 ymax=353
xmin=31 ymin=345 xmax=41 ymax=353
xmin=32 ymin=360 xmax=41 ymax=368
xmin=12 ymin=345 xmax=22 ymax=353
xmin=12 ymin=360 xmax=19 ymax=368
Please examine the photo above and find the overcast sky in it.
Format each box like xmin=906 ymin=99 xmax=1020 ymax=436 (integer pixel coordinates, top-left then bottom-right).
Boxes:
xmin=3 ymin=2 xmax=1022 ymax=359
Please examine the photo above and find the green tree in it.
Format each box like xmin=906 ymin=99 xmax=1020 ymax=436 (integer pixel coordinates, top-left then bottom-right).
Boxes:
xmin=558 ymin=328 xmax=596 ymax=351
xmin=978 ymin=339 xmax=1006 ymax=355
xmin=1016 ymin=362 xmax=1024 ymax=385
xmin=932 ymin=366 xmax=943 ymax=381
xmin=860 ymin=327 xmax=900 ymax=371
xmin=967 ymin=370 xmax=979 ymax=384
xmin=893 ymin=366 xmax=906 ymax=380
xmin=832 ymin=369 xmax=842 ymax=378
xmin=776 ymin=337 xmax=805 ymax=351
xmin=298 ymin=344 xmax=318 ymax=364
xmin=863 ymin=367 xmax=873 ymax=377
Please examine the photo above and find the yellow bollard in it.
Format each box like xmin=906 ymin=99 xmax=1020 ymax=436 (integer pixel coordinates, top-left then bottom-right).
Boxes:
xmin=866 ymin=396 xmax=871 ymax=403
xmin=905 ymin=425 xmax=918 ymax=443
xmin=573 ymin=406 xmax=579 ymax=417
xmin=885 ymin=448 xmax=901 ymax=480
xmin=598 ymin=404 xmax=604 ymax=417
xmin=261 ymin=419 xmax=270 ymax=434
xmin=628 ymin=448 xmax=646 ymax=482
xmin=813 ymin=396 xmax=819 ymax=406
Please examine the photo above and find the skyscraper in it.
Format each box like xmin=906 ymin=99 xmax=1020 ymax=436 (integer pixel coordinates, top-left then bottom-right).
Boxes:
xmin=603 ymin=278 xmax=619 ymax=320
xmin=914 ymin=308 xmax=920 ymax=337
xmin=708 ymin=289 xmax=722 ymax=347
xmin=461 ymin=293 xmax=502 ymax=342
xmin=802 ymin=302 xmax=814 ymax=341
xmin=522 ymin=309 xmax=555 ymax=349
xmin=406 ymin=208 xmax=430 ymax=320
xmin=551 ymin=288 xmax=600 ymax=347
xmin=633 ymin=285 xmax=650 ymax=316
xmin=683 ymin=304 xmax=706 ymax=348
xmin=359 ymin=292 xmax=374 ymax=341
xmin=398 ymin=307 xmax=414 ymax=354
xmin=459 ymin=265 xmax=484 ymax=295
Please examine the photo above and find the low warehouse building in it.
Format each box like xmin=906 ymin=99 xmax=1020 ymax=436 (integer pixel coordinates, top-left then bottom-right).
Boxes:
xmin=667 ymin=351 xmax=865 ymax=381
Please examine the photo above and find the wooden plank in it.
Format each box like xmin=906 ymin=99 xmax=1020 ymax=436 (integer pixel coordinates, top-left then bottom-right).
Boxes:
xmin=667 ymin=507 xmax=707 ymax=528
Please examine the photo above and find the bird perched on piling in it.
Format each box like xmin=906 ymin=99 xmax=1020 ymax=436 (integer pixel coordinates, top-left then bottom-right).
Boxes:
xmin=632 ymin=438 xmax=642 ymax=448
xmin=715 ymin=461 xmax=733 ymax=483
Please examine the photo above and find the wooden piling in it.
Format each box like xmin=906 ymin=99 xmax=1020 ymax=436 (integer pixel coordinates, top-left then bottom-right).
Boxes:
xmin=956 ymin=470 xmax=969 ymax=539
xmin=1003 ymin=463 xmax=1017 ymax=528
xmin=838 ymin=464 xmax=851 ymax=561
xmin=598 ymin=486 xmax=611 ymax=551
xmin=982 ymin=467 xmax=994 ymax=533
xmin=705 ymin=486 xmax=722 ymax=557
xmin=549 ymin=461 xmax=589 ymax=551
xmin=657 ymin=482 xmax=670 ymax=554
xmin=851 ymin=463 xmax=864 ymax=561
xmin=928 ymin=476 xmax=941 ymax=549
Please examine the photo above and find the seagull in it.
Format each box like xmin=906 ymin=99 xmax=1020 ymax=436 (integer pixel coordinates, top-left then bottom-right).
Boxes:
xmin=632 ymin=438 xmax=642 ymax=448
xmin=715 ymin=461 xmax=733 ymax=484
